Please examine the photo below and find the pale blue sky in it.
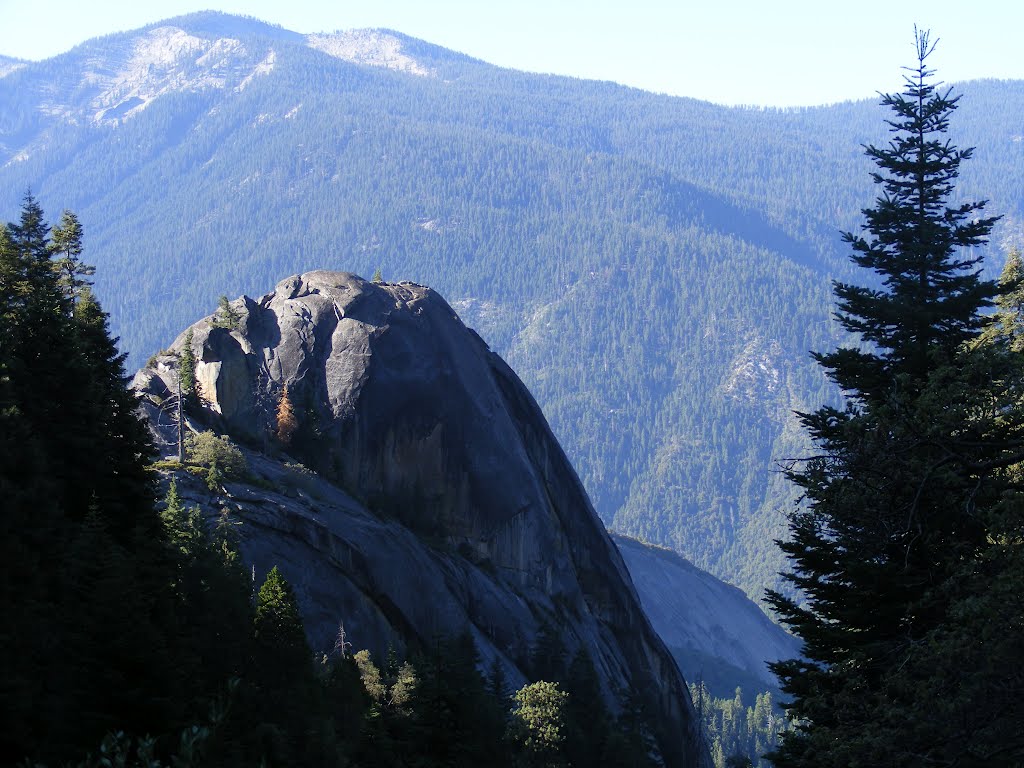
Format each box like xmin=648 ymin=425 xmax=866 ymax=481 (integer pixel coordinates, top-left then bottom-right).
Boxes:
xmin=1 ymin=0 xmax=1020 ymax=107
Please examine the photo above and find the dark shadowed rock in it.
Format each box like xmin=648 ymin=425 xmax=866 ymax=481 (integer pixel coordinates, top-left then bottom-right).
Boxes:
xmin=133 ymin=271 xmax=710 ymax=767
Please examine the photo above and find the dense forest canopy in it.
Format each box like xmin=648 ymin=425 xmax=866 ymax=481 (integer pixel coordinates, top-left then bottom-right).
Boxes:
xmin=2 ymin=15 xmax=1022 ymax=606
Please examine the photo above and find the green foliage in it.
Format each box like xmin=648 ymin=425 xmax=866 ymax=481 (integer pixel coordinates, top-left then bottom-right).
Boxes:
xmin=389 ymin=660 xmax=418 ymax=712
xmin=241 ymin=567 xmax=316 ymax=764
xmin=399 ymin=633 xmax=509 ymax=767
xmin=211 ymin=295 xmax=241 ymax=330
xmin=50 ymin=208 xmax=93 ymax=303
xmin=980 ymin=248 xmax=1024 ymax=351
xmin=2 ymin=199 xmax=585 ymax=768
xmin=371 ymin=267 xmax=383 ymax=283
xmin=185 ymin=430 xmax=246 ymax=480
xmin=160 ymin=479 xmax=251 ymax=694
xmin=601 ymin=684 xmax=659 ymax=768
xmin=528 ymin=622 xmax=567 ymax=683
xmin=67 ymin=723 xmax=213 ymax=768
xmin=4 ymin=31 xmax=1023 ymax=609
xmin=726 ymin=757 xmax=755 ymax=768
xmin=178 ymin=328 xmax=196 ymax=400
xmin=319 ymin=635 xmax=658 ymax=768
xmin=352 ymin=647 xmax=418 ymax=721
xmin=507 ymin=681 xmax=569 ymax=768
xmin=145 ymin=347 xmax=170 ymax=368
xmin=690 ymin=683 xmax=790 ymax=768
xmin=161 ymin=478 xmax=206 ymax=559
xmin=354 ymin=649 xmax=388 ymax=704
xmin=0 ymin=200 xmax=250 ymax=768
xmin=253 ymin=566 xmax=309 ymax=681
xmin=279 ymin=461 xmax=323 ymax=498
xmin=0 ymin=197 xmax=182 ymax=764
xmin=315 ymin=650 xmax=371 ymax=758
xmin=767 ymin=33 xmax=1024 ymax=767
xmin=205 ymin=459 xmax=223 ymax=491
xmin=562 ymin=652 xmax=605 ymax=766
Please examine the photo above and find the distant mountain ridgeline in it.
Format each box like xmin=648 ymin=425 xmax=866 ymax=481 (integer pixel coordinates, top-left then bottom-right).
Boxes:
xmin=3 ymin=12 xmax=1023 ymax=603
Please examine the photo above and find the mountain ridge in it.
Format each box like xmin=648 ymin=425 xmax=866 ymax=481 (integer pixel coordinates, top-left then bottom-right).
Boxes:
xmin=4 ymin=13 xmax=1022 ymax=607
xmin=10 ymin=14 xmax=1019 ymax=109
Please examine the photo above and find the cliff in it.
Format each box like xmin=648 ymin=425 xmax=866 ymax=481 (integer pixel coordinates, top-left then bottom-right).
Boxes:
xmin=133 ymin=271 xmax=710 ymax=767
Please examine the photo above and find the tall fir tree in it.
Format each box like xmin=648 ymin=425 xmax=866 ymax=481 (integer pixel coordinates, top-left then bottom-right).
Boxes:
xmin=247 ymin=566 xmax=316 ymax=764
xmin=253 ymin=566 xmax=310 ymax=680
xmin=179 ymin=328 xmax=197 ymax=401
xmin=0 ymin=204 xmax=67 ymax=763
xmin=0 ymin=197 xmax=184 ymax=763
xmin=50 ymin=209 xmax=93 ymax=303
xmin=563 ymin=650 xmax=611 ymax=767
xmin=72 ymin=285 xmax=159 ymax=533
xmin=767 ymin=31 xmax=1024 ymax=767
xmin=401 ymin=633 xmax=504 ymax=767
xmin=3 ymin=193 xmax=73 ymax=492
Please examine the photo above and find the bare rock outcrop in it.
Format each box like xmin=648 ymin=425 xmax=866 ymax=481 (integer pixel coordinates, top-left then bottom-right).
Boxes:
xmin=614 ymin=534 xmax=799 ymax=698
xmin=134 ymin=271 xmax=710 ymax=767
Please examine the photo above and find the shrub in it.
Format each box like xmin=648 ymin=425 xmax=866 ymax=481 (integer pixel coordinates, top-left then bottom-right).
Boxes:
xmin=186 ymin=431 xmax=247 ymax=479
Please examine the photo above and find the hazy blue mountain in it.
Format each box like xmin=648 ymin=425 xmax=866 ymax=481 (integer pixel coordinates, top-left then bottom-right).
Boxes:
xmin=613 ymin=535 xmax=799 ymax=699
xmin=3 ymin=12 xmax=1022 ymax=605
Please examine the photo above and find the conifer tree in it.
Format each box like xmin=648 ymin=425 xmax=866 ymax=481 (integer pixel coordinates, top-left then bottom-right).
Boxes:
xmin=212 ymin=294 xmax=241 ymax=329
xmin=2 ymin=197 xmax=156 ymax=528
xmin=252 ymin=566 xmax=310 ymax=688
xmin=0 ymin=197 xmax=182 ymax=763
xmin=275 ymin=384 xmax=299 ymax=447
xmin=980 ymin=249 xmax=1024 ymax=350
xmin=529 ymin=621 xmax=566 ymax=683
xmin=247 ymin=566 xmax=315 ymax=763
xmin=563 ymin=651 xmax=610 ymax=767
xmin=405 ymin=633 xmax=506 ymax=766
xmin=768 ymin=31 xmax=1024 ymax=767
xmin=50 ymin=209 xmax=93 ymax=303
xmin=179 ymin=328 xmax=197 ymax=401
xmin=72 ymin=285 xmax=158 ymax=533
xmin=4 ymin=194 xmax=72 ymax=475
xmin=160 ymin=478 xmax=251 ymax=690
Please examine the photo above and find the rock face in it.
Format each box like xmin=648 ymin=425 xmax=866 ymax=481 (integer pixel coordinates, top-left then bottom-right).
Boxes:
xmin=614 ymin=535 xmax=800 ymax=699
xmin=134 ymin=271 xmax=709 ymax=767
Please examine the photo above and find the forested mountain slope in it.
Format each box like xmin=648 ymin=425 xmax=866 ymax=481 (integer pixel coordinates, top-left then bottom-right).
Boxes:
xmin=3 ymin=12 xmax=1022 ymax=602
